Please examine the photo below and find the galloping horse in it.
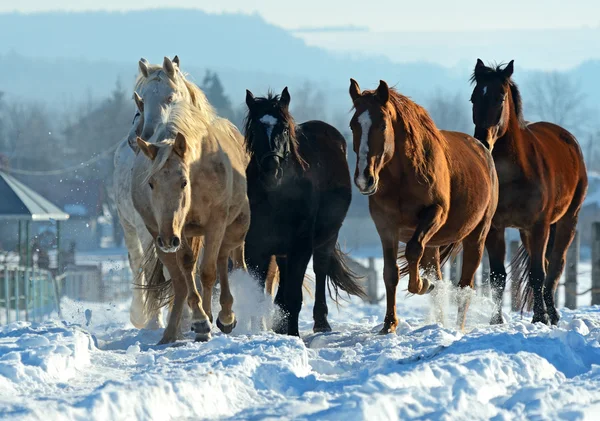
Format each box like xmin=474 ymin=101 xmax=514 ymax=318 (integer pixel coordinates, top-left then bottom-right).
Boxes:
xmin=115 ymin=56 xmax=278 ymax=329
xmin=244 ymin=87 xmax=366 ymax=336
xmin=349 ymin=79 xmax=498 ymax=333
xmin=132 ymin=99 xmax=250 ymax=344
xmin=470 ymin=60 xmax=587 ymax=325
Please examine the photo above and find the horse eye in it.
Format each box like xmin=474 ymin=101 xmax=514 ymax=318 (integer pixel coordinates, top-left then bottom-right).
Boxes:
xmin=181 ymin=180 xmax=187 ymax=189
xmin=381 ymin=124 xmax=387 ymax=132
xmin=166 ymin=95 xmax=174 ymax=104
xmin=149 ymin=182 xmax=154 ymax=190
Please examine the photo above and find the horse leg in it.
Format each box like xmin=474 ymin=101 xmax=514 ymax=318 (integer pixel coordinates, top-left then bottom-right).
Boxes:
xmin=312 ymin=240 xmax=335 ymax=333
xmin=486 ymin=226 xmax=507 ymax=324
xmin=527 ymin=224 xmax=551 ymax=325
xmin=282 ymin=239 xmax=313 ymax=337
xmin=216 ymin=251 xmax=236 ymax=333
xmin=456 ymin=226 xmax=487 ymax=331
xmin=273 ymin=256 xmax=288 ymax=334
xmin=543 ymin=213 xmax=579 ymax=325
xmin=155 ymin=252 xmax=187 ymax=345
xmin=422 ymin=247 xmax=445 ymax=324
xmin=265 ymin=256 xmax=278 ymax=297
xmin=406 ymin=205 xmax=445 ymax=295
xmin=179 ymin=236 xmax=212 ymax=341
xmin=374 ymin=222 xmax=399 ymax=334
xmin=121 ymin=220 xmax=147 ymax=329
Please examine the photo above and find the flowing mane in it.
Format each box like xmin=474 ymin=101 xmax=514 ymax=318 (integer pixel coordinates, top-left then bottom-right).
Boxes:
xmin=134 ymin=65 xmax=217 ymax=121
xmin=143 ymin=101 xmax=213 ymax=181
xmin=364 ymin=87 xmax=448 ymax=184
xmin=243 ymin=92 xmax=307 ymax=169
xmin=470 ymin=62 xmax=526 ymax=128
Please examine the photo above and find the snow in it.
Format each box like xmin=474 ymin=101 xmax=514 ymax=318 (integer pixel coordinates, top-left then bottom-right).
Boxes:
xmin=1 ymin=267 xmax=600 ymax=420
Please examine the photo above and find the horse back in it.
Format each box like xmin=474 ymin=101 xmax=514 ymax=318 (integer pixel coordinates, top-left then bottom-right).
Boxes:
xmin=297 ymin=120 xmax=351 ymax=191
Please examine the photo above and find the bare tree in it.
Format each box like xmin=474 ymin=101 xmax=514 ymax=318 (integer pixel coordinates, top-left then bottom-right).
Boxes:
xmin=290 ymin=82 xmax=327 ymax=123
xmin=426 ymin=89 xmax=472 ymax=133
xmin=525 ymin=72 xmax=591 ymax=132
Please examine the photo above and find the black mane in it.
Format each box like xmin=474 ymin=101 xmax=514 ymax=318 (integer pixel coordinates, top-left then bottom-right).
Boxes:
xmin=470 ymin=62 xmax=526 ymax=128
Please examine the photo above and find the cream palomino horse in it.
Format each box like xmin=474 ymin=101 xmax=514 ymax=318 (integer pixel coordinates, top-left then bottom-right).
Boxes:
xmin=133 ymin=98 xmax=250 ymax=344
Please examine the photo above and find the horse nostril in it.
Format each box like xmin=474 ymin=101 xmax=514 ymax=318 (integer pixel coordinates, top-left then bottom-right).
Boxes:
xmin=172 ymin=237 xmax=180 ymax=248
xmin=366 ymin=175 xmax=375 ymax=187
xmin=156 ymin=236 xmax=164 ymax=248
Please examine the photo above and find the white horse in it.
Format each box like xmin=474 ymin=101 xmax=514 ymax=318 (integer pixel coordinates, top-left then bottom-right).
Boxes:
xmin=114 ymin=56 xmax=201 ymax=329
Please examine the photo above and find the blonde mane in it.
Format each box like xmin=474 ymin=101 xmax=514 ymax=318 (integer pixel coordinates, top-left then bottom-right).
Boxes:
xmin=143 ymin=100 xmax=223 ymax=182
xmin=134 ymin=65 xmax=217 ymax=121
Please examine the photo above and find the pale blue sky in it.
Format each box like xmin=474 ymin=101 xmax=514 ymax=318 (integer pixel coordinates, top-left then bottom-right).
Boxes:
xmin=2 ymin=0 xmax=599 ymax=32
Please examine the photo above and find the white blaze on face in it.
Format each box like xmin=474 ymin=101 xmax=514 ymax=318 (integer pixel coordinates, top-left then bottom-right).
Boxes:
xmin=356 ymin=110 xmax=372 ymax=190
xmin=259 ymin=114 xmax=278 ymax=142
xmin=483 ymin=85 xmax=488 ymax=96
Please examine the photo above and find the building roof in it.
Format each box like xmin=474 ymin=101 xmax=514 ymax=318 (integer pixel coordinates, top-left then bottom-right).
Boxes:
xmin=0 ymin=171 xmax=69 ymax=221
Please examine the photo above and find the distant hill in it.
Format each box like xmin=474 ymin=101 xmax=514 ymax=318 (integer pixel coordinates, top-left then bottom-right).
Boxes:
xmin=0 ymin=9 xmax=597 ymax=126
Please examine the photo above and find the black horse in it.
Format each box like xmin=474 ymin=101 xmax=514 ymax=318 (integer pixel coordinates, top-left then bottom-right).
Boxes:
xmin=243 ymin=87 xmax=366 ymax=336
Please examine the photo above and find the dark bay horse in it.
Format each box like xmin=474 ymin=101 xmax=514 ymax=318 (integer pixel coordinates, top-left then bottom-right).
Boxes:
xmin=349 ymin=79 xmax=498 ymax=333
xmin=244 ymin=87 xmax=366 ymax=336
xmin=470 ymin=59 xmax=588 ymax=325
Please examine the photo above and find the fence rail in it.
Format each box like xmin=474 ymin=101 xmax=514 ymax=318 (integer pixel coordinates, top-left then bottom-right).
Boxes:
xmin=0 ymin=264 xmax=60 ymax=325
xmin=352 ymin=224 xmax=600 ymax=309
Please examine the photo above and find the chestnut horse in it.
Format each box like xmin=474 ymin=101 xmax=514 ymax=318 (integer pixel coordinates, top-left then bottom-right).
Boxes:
xmin=470 ymin=60 xmax=588 ymax=325
xmin=349 ymin=79 xmax=498 ymax=333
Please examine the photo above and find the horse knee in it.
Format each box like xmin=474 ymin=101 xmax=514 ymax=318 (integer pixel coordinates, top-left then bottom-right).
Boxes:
xmin=405 ymin=240 xmax=424 ymax=263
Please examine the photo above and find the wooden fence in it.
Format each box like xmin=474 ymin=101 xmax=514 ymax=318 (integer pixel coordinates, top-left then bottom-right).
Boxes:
xmin=352 ymin=223 xmax=600 ymax=309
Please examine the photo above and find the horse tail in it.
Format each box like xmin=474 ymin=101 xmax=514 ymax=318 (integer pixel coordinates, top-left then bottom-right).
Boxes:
xmin=136 ymin=241 xmax=172 ymax=315
xmin=510 ymin=244 xmax=532 ymax=312
xmin=398 ymin=243 xmax=462 ymax=279
xmin=326 ymin=243 xmax=367 ymax=301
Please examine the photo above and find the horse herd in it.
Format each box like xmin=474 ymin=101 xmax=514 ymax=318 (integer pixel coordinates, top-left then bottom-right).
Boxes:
xmin=113 ymin=56 xmax=588 ymax=345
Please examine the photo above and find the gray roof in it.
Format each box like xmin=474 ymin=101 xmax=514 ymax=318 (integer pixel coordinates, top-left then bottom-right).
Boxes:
xmin=0 ymin=172 xmax=69 ymax=221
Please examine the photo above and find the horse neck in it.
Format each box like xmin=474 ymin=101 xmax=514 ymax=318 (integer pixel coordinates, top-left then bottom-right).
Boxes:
xmin=493 ymin=95 xmax=528 ymax=166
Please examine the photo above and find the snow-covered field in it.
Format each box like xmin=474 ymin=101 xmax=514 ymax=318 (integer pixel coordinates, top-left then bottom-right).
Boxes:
xmin=1 ymin=264 xmax=600 ymax=420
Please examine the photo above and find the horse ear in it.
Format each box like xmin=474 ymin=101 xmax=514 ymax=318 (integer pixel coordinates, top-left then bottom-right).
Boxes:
xmin=245 ymin=89 xmax=255 ymax=109
xmin=137 ymin=137 xmax=158 ymax=160
xmin=139 ymin=59 xmax=149 ymax=78
xmin=163 ymin=56 xmax=176 ymax=80
xmin=173 ymin=132 xmax=187 ymax=158
xmin=173 ymin=55 xmax=180 ymax=67
xmin=376 ymin=80 xmax=389 ymax=104
xmin=349 ymin=78 xmax=361 ymax=102
xmin=473 ymin=58 xmax=486 ymax=80
xmin=280 ymin=87 xmax=291 ymax=109
xmin=133 ymin=92 xmax=144 ymax=113
xmin=503 ymin=60 xmax=514 ymax=79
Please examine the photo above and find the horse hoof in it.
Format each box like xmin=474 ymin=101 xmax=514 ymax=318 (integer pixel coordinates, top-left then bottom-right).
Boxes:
xmin=531 ymin=313 xmax=550 ymax=325
xmin=157 ymin=335 xmax=178 ymax=345
xmin=378 ymin=325 xmax=397 ymax=335
xmin=191 ymin=320 xmax=212 ymax=335
xmin=489 ymin=314 xmax=505 ymax=325
xmin=194 ymin=332 xmax=212 ymax=342
xmin=217 ymin=317 xmax=237 ymax=334
xmin=418 ymin=278 xmax=434 ymax=295
xmin=548 ymin=308 xmax=560 ymax=326
xmin=313 ymin=322 xmax=332 ymax=333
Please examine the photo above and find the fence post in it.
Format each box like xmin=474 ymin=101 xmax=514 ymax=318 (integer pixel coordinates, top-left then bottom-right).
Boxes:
xmin=481 ymin=250 xmax=490 ymax=298
xmin=592 ymin=223 xmax=600 ymax=306
xmin=510 ymin=240 xmax=520 ymax=312
xmin=564 ymin=231 xmax=579 ymax=309
xmin=367 ymin=257 xmax=378 ymax=304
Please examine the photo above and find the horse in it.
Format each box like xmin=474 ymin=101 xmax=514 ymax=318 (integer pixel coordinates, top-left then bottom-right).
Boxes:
xmin=114 ymin=56 xmax=198 ymax=329
xmin=348 ymin=79 xmax=498 ymax=333
xmin=243 ymin=87 xmax=366 ymax=336
xmin=470 ymin=59 xmax=588 ymax=325
xmin=132 ymin=96 xmax=250 ymax=344
xmin=115 ymin=56 xmax=280 ymax=330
